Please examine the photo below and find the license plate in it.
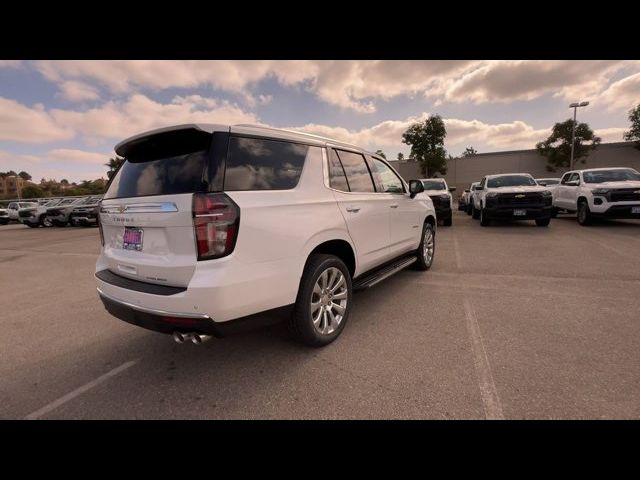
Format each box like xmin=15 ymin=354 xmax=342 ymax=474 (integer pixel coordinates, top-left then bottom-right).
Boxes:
xmin=632 ymin=206 xmax=640 ymax=214
xmin=123 ymin=227 xmax=143 ymax=251
xmin=513 ymin=209 xmax=527 ymax=216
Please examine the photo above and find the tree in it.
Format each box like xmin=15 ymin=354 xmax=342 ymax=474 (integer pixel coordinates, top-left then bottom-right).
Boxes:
xmin=105 ymin=156 xmax=125 ymax=179
xmin=60 ymin=179 xmax=69 ymax=185
xmin=462 ymin=147 xmax=477 ymax=157
xmin=4 ymin=170 xmax=17 ymax=177
xmin=18 ymin=171 xmax=32 ymax=181
xmin=401 ymin=114 xmax=448 ymax=177
xmin=396 ymin=152 xmax=405 ymax=161
xmin=623 ymin=104 xmax=640 ymax=150
xmin=536 ymin=119 xmax=601 ymax=172
xmin=21 ymin=185 xmax=46 ymax=198
xmin=374 ymin=150 xmax=387 ymax=159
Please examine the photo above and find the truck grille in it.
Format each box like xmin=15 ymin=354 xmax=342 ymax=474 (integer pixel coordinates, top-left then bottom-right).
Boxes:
xmin=497 ymin=192 xmax=544 ymax=206
xmin=609 ymin=189 xmax=640 ymax=202
xmin=19 ymin=210 xmax=34 ymax=218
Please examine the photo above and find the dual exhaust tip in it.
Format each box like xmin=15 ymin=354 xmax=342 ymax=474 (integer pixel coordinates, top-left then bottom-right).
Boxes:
xmin=173 ymin=331 xmax=212 ymax=345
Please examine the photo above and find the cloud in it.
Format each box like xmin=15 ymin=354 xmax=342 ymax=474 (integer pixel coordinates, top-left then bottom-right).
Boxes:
xmin=0 ymin=97 xmax=74 ymax=143
xmin=50 ymin=93 xmax=259 ymax=143
xmin=599 ymin=73 xmax=640 ymax=112
xmin=58 ymin=80 xmax=100 ymax=102
xmin=46 ymin=148 xmax=112 ymax=165
xmin=0 ymin=60 xmax=21 ymax=68
xmin=594 ymin=127 xmax=627 ymax=143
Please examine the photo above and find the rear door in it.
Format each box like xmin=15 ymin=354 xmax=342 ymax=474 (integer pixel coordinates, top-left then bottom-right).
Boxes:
xmin=328 ymin=148 xmax=392 ymax=273
xmin=99 ymin=127 xmax=225 ymax=288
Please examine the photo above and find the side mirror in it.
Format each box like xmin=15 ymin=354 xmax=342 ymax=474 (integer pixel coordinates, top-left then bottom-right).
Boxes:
xmin=408 ymin=180 xmax=424 ymax=198
xmin=448 ymin=186 xmax=457 ymax=192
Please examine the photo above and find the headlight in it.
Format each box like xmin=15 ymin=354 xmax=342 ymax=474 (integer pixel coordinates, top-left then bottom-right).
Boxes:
xmin=592 ymin=188 xmax=610 ymax=195
xmin=541 ymin=190 xmax=552 ymax=196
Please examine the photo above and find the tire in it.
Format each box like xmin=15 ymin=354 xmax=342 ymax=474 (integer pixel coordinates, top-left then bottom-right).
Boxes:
xmin=69 ymin=217 xmax=77 ymax=227
xmin=479 ymin=207 xmax=491 ymax=226
xmin=551 ymin=207 xmax=559 ymax=218
xmin=414 ymin=222 xmax=436 ymax=271
xmin=443 ymin=215 xmax=452 ymax=227
xmin=466 ymin=203 xmax=472 ymax=216
xmin=53 ymin=220 xmax=68 ymax=227
xmin=577 ymin=201 xmax=592 ymax=226
xmin=26 ymin=222 xmax=39 ymax=228
xmin=42 ymin=216 xmax=53 ymax=228
xmin=289 ymin=254 xmax=352 ymax=347
xmin=535 ymin=217 xmax=551 ymax=227
xmin=472 ymin=203 xmax=480 ymax=219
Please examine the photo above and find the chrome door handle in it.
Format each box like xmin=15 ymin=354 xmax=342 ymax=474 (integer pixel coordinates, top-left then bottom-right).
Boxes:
xmin=346 ymin=207 xmax=360 ymax=213
xmin=390 ymin=204 xmax=399 ymax=208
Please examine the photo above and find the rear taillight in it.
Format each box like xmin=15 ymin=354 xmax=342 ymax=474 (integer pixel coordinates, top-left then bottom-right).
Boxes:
xmin=192 ymin=193 xmax=240 ymax=261
xmin=97 ymin=204 xmax=105 ymax=246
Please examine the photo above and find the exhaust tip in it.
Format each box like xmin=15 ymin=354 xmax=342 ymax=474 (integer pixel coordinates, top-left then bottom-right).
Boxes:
xmin=173 ymin=332 xmax=187 ymax=344
xmin=191 ymin=334 xmax=211 ymax=345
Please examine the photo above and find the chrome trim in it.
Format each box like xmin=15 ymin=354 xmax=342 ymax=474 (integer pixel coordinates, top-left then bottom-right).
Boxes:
xmin=100 ymin=202 xmax=178 ymax=214
xmin=96 ymin=287 xmax=213 ymax=321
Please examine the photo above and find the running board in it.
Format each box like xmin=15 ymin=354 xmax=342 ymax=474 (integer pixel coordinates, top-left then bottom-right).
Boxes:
xmin=353 ymin=256 xmax=416 ymax=290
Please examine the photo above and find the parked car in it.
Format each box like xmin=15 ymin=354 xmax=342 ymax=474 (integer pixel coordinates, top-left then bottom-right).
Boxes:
xmin=6 ymin=202 xmax=38 ymax=223
xmin=0 ymin=206 xmax=9 ymax=225
xmin=553 ymin=167 xmax=640 ymax=225
xmin=420 ymin=178 xmax=455 ymax=226
xmin=461 ymin=182 xmax=479 ymax=215
xmin=20 ymin=198 xmax=67 ymax=228
xmin=96 ymin=124 xmax=437 ymax=347
xmin=472 ymin=173 xmax=553 ymax=227
xmin=44 ymin=197 xmax=87 ymax=227
xmin=69 ymin=196 xmax=103 ymax=227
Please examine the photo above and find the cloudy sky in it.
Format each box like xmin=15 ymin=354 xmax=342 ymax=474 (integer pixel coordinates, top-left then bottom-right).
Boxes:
xmin=1 ymin=60 xmax=639 ymax=183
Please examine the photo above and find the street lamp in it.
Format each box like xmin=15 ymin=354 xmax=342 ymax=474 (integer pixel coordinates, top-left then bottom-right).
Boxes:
xmin=569 ymin=101 xmax=589 ymax=170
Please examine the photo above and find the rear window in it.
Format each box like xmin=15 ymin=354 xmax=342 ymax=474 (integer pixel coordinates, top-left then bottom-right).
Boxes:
xmin=104 ymin=129 xmax=211 ymax=200
xmin=224 ymin=136 xmax=308 ymax=191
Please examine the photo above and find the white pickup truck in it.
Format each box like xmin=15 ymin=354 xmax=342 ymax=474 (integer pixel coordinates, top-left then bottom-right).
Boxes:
xmin=552 ymin=167 xmax=640 ymax=225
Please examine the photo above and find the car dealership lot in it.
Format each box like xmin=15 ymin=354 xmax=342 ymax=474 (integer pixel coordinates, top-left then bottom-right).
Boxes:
xmin=1 ymin=212 xmax=639 ymax=419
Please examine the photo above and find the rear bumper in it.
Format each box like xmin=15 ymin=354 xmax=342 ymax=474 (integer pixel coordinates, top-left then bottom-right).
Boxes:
xmin=98 ymin=288 xmax=289 ymax=337
xmin=484 ymin=205 xmax=553 ymax=220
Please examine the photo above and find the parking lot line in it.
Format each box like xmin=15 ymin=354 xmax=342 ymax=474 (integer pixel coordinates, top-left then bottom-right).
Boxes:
xmin=463 ymin=298 xmax=504 ymax=420
xmin=24 ymin=360 xmax=138 ymax=420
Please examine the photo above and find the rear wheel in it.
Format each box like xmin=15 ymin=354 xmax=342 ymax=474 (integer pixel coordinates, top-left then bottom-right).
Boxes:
xmin=42 ymin=216 xmax=52 ymax=227
xmin=577 ymin=200 xmax=592 ymax=226
xmin=414 ymin=222 xmax=435 ymax=271
xmin=289 ymin=254 xmax=352 ymax=347
xmin=535 ymin=217 xmax=551 ymax=227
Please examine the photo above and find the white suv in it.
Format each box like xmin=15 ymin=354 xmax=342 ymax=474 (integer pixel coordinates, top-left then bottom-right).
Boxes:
xmin=96 ymin=124 xmax=437 ymax=347
xmin=472 ymin=173 xmax=553 ymax=227
xmin=553 ymin=167 xmax=640 ymax=225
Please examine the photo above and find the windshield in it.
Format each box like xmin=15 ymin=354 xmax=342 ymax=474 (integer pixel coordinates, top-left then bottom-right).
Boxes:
xmin=583 ymin=169 xmax=640 ymax=183
xmin=487 ymin=175 xmax=536 ymax=188
xmin=537 ymin=179 xmax=559 ymax=185
xmin=19 ymin=202 xmax=37 ymax=208
xmin=421 ymin=180 xmax=446 ymax=191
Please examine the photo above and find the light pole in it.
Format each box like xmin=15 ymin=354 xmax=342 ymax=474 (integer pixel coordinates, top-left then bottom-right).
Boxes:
xmin=569 ymin=101 xmax=589 ymax=170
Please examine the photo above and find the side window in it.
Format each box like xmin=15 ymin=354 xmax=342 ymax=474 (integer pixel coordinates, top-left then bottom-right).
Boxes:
xmin=335 ymin=150 xmax=375 ymax=193
xmin=9 ymin=203 xmax=15 ymax=209
xmin=224 ymin=136 xmax=308 ymax=191
xmin=328 ymin=148 xmax=350 ymax=192
xmin=567 ymin=173 xmax=580 ymax=185
xmin=561 ymin=173 xmax=573 ymax=185
xmin=368 ymin=157 xmax=405 ymax=193
xmin=479 ymin=178 xmax=486 ymax=188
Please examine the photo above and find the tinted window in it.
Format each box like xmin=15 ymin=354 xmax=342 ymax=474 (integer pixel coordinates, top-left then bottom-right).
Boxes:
xmin=335 ymin=150 xmax=375 ymax=193
xmin=224 ymin=137 xmax=307 ymax=191
xmin=421 ymin=180 xmax=446 ymax=191
xmin=328 ymin=149 xmax=349 ymax=191
xmin=537 ymin=179 xmax=559 ymax=185
xmin=560 ymin=173 xmax=573 ymax=185
xmin=104 ymin=150 xmax=208 ymax=199
xmin=583 ymin=169 xmax=640 ymax=183
xmin=369 ymin=158 xmax=404 ymax=193
xmin=487 ymin=175 xmax=536 ymax=188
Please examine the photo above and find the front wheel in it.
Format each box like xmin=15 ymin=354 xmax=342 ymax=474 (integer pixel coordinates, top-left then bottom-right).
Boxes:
xmin=535 ymin=217 xmax=551 ymax=227
xmin=414 ymin=222 xmax=435 ymax=271
xmin=472 ymin=204 xmax=480 ymax=219
xmin=289 ymin=254 xmax=352 ymax=347
xmin=480 ymin=207 xmax=491 ymax=226
xmin=577 ymin=201 xmax=592 ymax=226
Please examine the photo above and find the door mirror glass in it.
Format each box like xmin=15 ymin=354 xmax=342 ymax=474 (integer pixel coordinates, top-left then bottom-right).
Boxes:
xmin=408 ymin=180 xmax=424 ymax=198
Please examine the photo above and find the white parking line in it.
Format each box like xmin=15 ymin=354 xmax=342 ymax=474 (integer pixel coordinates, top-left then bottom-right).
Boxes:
xmin=24 ymin=360 xmax=138 ymax=420
xmin=463 ymin=298 xmax=504 ymax=420
xmin=452 ymin=233 xmax=463 ymax=271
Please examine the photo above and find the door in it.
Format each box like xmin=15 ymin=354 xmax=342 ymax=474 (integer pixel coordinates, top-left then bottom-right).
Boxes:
xmin=557 ymin=172 xmax=579 ymax=209
xmin=367 ymin=156 xmax=421 ymax=256
xmin=328 ymin=148 xmax=392 ymax=274
xmin=8 ymin=203 xmax=17 ymax=220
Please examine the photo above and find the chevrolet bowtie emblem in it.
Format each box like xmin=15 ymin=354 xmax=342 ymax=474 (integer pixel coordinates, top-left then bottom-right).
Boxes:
xmin=635 ymin=190 xmax=640 ymax=194
xmin=118 ymin=205 xmax=126 ymax=214
xmin=515 ymin=194 xmax=525 ymax=198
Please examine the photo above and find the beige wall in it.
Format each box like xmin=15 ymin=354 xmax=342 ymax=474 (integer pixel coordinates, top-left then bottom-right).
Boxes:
xmin=390 ymin=142 xmax=640 ymax=195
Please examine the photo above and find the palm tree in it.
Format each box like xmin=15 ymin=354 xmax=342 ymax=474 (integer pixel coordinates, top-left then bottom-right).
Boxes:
xmin=105 ymin=156 xmax=125 ymax=179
